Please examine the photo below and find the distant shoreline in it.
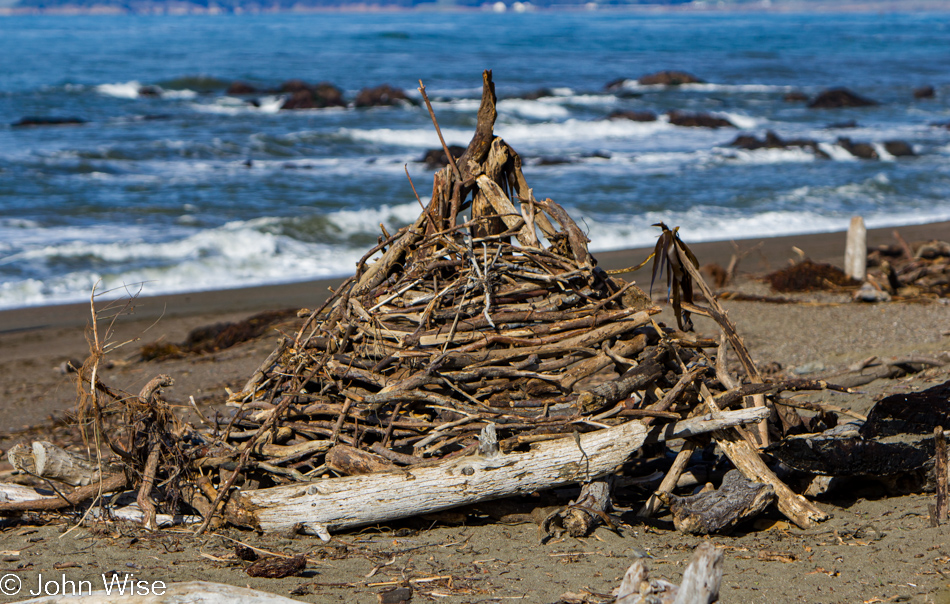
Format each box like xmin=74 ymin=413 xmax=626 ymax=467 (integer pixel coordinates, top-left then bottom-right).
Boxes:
xmin=3 ymin=1 xmax=950 ymax=16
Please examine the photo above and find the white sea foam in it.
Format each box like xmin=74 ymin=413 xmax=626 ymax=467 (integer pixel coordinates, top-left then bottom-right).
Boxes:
xmin=497 ymin=98 xmax=571 ymax=120
xmin=96 ymin=81 xmax=143 ymax=99
xmin=191 ymin=95 xmax=285 ymax=114
xmin=817 ymin=142 xmax=858 ymax=161
xmin=614 ymin=80 xmax=792 ymax=93
xmin=719 ymin=147 xmax=816 ymax=164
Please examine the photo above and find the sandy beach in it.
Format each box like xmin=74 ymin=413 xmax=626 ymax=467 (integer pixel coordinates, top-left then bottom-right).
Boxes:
xmin=1 ymin=222 xmax=949 ymax=603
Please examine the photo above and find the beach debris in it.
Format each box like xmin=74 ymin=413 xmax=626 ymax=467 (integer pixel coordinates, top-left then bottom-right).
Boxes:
xmin=765 ymin=259 xmax=858 ymax=293
xmin=767 ymin=379 xmax=950 ymax=496
xmin=245 ymin=554 xmax=307 ymax=579
xmin=659 ymin=469 xmax=775 ymax=535
xmin=614 ymin=542 xmax=722 ymax=604
xmin=807 ymin=87 xmax=878 ymax=109
xmin=139 ymin=308 xmax=298 ymax=360
xmin=1 ymin=72 xmax=854 ymax=540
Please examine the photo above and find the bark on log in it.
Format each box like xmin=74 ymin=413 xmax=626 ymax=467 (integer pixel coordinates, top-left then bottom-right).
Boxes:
xmin=239 ymin=407 xmax=768 ymax=536
xmin=326 ymin=445 xmax=397 ymax=475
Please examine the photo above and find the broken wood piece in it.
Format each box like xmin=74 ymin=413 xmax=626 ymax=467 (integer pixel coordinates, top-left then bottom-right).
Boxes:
xmin=554 ymin=477 xmax=613 ymax=538
xmin=615 ymin=542 xmax=723 ymax=604
xmin=935 ymin=425 xmax=948 ymax=524
xmin=239 ymin=407 xmax=768 ymax=536
xmin=697 ymin=382 xmax=826 ymax=529
xmin=661 ymin=469 xmax=775 ymax=534
xmin=6 ymin=441 xmax=101 ymax=486
xmin=326 ymin=445 xmax=397 ymax=476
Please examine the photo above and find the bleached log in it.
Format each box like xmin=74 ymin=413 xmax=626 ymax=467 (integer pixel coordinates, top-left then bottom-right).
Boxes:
xmin=7 ymin=442 xmax=101 ymax=486
xmin=239 ymin=407 xmax=769 ymax=536
xmin=9 ymin=580 xmax=306 ymax=604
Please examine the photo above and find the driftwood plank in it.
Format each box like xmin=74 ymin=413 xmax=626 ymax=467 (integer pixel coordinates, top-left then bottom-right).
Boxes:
xmin=240 ymin=407 xmax=768 ymax=537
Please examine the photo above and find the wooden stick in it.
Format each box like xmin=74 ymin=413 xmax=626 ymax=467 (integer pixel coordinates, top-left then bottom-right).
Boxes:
xmin=638 ymin=440 xmax=697 ymax=518
xmin=417 ymin=80 xmax=461 ymax=182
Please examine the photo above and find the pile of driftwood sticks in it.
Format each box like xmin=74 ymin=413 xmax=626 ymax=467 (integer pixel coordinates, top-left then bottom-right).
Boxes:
xmin=3 ymin=71 xmax=852 ymax=539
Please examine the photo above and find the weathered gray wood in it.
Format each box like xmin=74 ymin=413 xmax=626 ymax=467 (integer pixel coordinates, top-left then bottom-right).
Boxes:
xmin=240 ymin=407 xmax=769 ymax=536
xmin=663 ymin=469 xmax=775 ymax=535
xmin=7 ymin=441 xmax=101 ymax=486
xmin=844 ymin=215 xmax=867 ymax=281
xmin=616 ymin=542 xmax=723 ymax=604
xmin=9 ymin=580 xmax=306 ymax=604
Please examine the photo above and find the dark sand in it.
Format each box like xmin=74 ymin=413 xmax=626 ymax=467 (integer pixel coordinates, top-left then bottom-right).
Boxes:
xmin=1 ymin=222 xmax=949 ymax=603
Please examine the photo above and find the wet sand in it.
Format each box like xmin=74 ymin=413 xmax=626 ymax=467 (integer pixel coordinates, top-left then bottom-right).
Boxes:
xmin=1 ymin=222 xmax=949 ymax=603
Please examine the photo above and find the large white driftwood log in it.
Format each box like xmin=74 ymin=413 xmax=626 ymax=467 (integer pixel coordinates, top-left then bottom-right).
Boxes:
xmin=241 ymin=407 xmax=769 ymax=537
xmin=10 ymin=580 xmax=306 ymax=604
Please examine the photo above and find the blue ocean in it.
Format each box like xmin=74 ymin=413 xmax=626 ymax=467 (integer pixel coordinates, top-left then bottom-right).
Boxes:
xmin=1 ymin=11 xmax=949 ymax=309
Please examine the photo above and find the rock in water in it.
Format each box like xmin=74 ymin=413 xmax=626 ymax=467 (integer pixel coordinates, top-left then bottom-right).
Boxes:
xmin=808 ymin=87 xmax=878 ymax=109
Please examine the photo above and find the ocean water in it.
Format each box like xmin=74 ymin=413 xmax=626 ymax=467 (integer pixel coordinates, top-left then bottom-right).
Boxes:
xmin=1 ymin=11 xmax=949 ymax=309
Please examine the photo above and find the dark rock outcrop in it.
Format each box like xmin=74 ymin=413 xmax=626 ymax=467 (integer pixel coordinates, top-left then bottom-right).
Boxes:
xmin=729 ymin=130 xmax=828 ymax=158
xmin=280 ymin=81 xmax=345 ymax=110
xmin=227 ymin=81 xmax=258 ymax=95
xmin=608 ymin=110 xmax=658 ymax=122
xmin=12 ymin=116 xmax=87 ymax=128
xmin=913 ymin=85 xmax=935 ymax=99
xmin=808 ymin=88 xmax=878 ymax=109
xmin=518 ymin=88 xmax=555 ymax=100
xmin=883 ymin=141 xmax=915 ymax=157
xmin=354 ymin=84 xmax=415 ymax=108
xmin=837 ymin=137 xmax=878 ymax=159
xmin=667 ymin=110 xmax=734 ymax=128
xmin=420 ymin=145 xmax=467 ymax=169
xmin=638 ymin=71 xmax=704 ymax=86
